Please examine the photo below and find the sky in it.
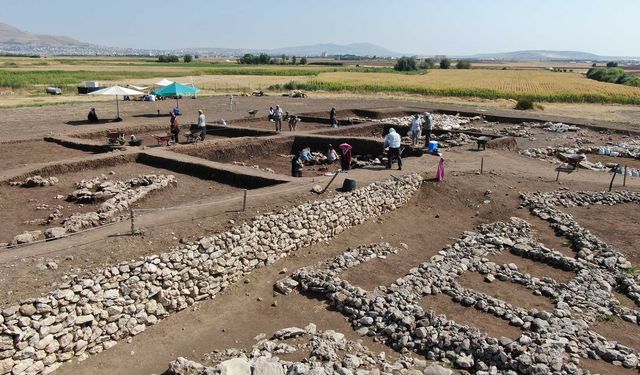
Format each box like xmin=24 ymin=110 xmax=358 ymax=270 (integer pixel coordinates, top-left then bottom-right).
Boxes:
xmin=3 ymin=0 xmax=640 ymax=56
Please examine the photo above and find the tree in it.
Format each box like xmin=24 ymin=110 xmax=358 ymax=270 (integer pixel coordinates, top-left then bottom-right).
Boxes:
xmin=439 ymin=57 xmax=451 ymax=69
xmin=456 ymin=60 xmax=471 ymax=69
xmin=419 ymin=58 xmax=435 ymax=69
xmin=281 ymin=54 xmax=287 ymax=64
xmin=183 ymin=54 xmax=193 ymax=63
xmin=300 ymin=57 xmax=308 ymax=65
xmin=606 ymin=61 xmax=618 ymax=68
xmin=157 ymin=55 xmax=179 ymax=63
xmin=194 ymin=55 xmax=200 ymax=59
xmin=291 ymin=56 xmax=297 ymax=65
xmin=591 ymin=62 xmax=597 ymax=67
xmin=393 ymin=56 xmax=417 ymax=72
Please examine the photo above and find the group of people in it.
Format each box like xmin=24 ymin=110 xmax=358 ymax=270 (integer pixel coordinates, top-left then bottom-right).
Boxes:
xmin=169 ymin=109 xmax=207 ymax=144
xmin=291 ymin=144 xmax=350 ymax=177
xmin=409 ymin=112 xmax=434 ymax=147
xmin=268 ymin=105 xmax=299 ymax=132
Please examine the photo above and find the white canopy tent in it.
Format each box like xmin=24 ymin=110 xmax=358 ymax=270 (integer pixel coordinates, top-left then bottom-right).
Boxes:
xmin=88 ymin=85 xmax=144 ymax=120
xmin=154 ymin=79 xmax=174 ymax=87
xmin=128 ymin=85 xmax=149 ymax=91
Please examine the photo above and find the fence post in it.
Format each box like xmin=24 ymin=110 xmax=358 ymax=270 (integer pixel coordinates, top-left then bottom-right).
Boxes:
xmin=242 ymin=189 xmax=248 ymax=211
xmin=623 ymin=165 xmax=627 ymax=187
xmin=480 ymin=157 xmax=484 ymax=174
xmin=129 ymin=207 xmax=136 ymax=235
xmin=556 ymin=169 xmax=561 ymax=182
xmin=608 ymin=167 xmax=619 ymax=192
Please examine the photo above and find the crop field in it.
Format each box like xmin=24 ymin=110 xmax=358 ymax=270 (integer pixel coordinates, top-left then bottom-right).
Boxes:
xmin=279 ymin=69 xmax=640 ymax=104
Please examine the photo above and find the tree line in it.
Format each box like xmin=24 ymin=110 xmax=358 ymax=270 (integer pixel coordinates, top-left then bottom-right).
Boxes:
xmin=393 ymin=56 xmax=471 ymax=71
xmin=238 ymin=53 xmax=308 ymax=65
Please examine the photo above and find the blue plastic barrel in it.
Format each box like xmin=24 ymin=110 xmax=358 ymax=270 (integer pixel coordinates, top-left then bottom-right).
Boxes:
xmin=428 ymin=141 xmax=439 ymax=152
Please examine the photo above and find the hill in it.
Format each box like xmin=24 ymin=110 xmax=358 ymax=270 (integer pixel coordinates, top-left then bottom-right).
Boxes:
xmin=0 ymin=22 xmax=85 ymax=46
xmin=466 ymin=50 xmax=631 ymax=61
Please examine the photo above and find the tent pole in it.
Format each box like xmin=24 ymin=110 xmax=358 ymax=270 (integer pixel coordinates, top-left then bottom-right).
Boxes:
xmin=116 ymin=95 xmax=120 ymax=118
xmin=176 ymin=97 xmax=179 ymax=109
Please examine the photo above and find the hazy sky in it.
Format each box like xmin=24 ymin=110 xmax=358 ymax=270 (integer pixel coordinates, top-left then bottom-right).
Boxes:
xmin=3 ymin=0 xmax=639 ymax=56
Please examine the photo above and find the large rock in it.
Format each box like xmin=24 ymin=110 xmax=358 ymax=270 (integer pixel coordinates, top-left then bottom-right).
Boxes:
xmin=219 ymin=357 xmax=250 ymax=375
xmin=252 ymin=358 xmax=285 ymax=375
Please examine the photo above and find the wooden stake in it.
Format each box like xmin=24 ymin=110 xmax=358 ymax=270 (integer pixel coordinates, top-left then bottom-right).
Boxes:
xmin=480 ymin=157 xmax=484 ymax=174
xmin=242 ymin=189 xmax=248 ymax=211
xmin=556 ymin=169 xmax=560 ymax=182
xmin=608 ymin=166 xmax=619 ymax=192
xmin=129 ymin=207 xmax=136 ymax=235
xmin=623 ymin=165 xmax=627 ymax=187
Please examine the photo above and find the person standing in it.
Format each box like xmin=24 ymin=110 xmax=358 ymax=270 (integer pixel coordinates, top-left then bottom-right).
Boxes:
xmin=87 ymin=108 xmax=99 ymax=123
xmin=274 ymin=105 xmax=283 ymax=132
xmin=170 ymin=111 xmax=180 ymax=143
xmin=384 ymin=128 xmax=402 ymax=170
xmin=329 ymin=107 xmax=337 ymax=127
xmin=410 ymin=114 xmax=422 ymax=146
xmin=339 ymin=143 xmax=352 ymax=171
xmin=423 ymin=111 xmax=433 ymax=147
xmin=198 ymin=109 xmax=206 ymax=141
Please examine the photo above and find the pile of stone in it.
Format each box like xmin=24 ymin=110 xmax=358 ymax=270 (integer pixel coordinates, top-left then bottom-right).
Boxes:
xmin=288 ymin=189 xmax=640 ymax=374
xmin=6 ymin=174 xmax=176 ymax=247
xmin=9 ymin=176 xmax=59 ymax=188
xmin=62 ymin=174 xmax=177 ymax=233
xmin=379 ymin=114 xmax=481 ymax=131
xmin=0 ymin=174 xmax=422 ymax=374
xmin=435 ymin=132 xmax=476 ymax=148
xmin=232 ymin=162 xmax=275 ymax=174
xmin=519 ymin=147 xmax=562 ymax=163
xmin=166 ymin=325 xmax=444 ymax=375
xmin=543 ymin=122 xmax=580 ymax=133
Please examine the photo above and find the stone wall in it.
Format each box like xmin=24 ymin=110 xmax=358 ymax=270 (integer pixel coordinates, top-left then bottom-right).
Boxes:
xmin=0 ymin=174 xmax=423 ymax=375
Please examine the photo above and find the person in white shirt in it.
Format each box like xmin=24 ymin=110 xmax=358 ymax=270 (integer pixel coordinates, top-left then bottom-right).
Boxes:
xmin=384 ymin=127 xmax=402 ymax=170
xmin=273 ymin=105 xmax=283 ymax=132
xmin=198 ymin=109 xmax=206 ymax=140
xmin=410 ymin=114 xmax=422 ymax=146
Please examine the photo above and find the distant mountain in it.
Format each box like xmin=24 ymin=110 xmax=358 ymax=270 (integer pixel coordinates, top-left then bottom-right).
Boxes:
xmin=269 ymin=43 xmax=399 ymax=57
xmin=0 ymin=22 xmax=87 ymax=46
xmin=465 ymin=50 xmax=635 ymax=61
xmin=182 ymin=43 xmax=399 ymax=57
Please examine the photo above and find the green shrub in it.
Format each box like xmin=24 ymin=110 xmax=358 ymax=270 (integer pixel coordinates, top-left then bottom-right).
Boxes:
xmin=515 ymin=99 xmax=534 ymax=110
xmin=183 ymin=54 xmax=193 ymax=63
xmin=394 ymin=56 xmax=417 ymax=72
xmin=439 ymin=57 xmax=451 ymax=69
xmin=456 ymin=60 xmax=472 ymax=69
xmin=419 ymin=58 xmax=436 ymax=69
xmin=607 ymin=61 xmax=618 ymax=68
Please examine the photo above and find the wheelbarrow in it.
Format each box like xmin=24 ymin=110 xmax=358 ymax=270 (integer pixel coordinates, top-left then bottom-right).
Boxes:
xmin=152 ymin=133 xmax=173 ymax=146
xmin=106 ymin=131 xmax=125 ymax=146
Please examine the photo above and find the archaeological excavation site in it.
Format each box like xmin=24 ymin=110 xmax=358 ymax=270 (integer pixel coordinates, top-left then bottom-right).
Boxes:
xmin=1 ymin=96 xmax=639 ymax=375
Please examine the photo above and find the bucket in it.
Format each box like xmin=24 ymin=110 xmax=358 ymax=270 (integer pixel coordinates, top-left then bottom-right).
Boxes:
xmin=342 ymin=178 xmax=357 ymax=192
xmin=428 ymin=141 xmax=439 ymax=152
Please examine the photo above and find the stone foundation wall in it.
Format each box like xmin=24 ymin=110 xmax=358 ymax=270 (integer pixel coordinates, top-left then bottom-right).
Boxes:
xmin=0 ymin=174 xmax=423 ymax=375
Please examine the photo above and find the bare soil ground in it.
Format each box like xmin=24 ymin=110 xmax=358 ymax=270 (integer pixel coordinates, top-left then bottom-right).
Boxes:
xmin=0 ymin=162 xmax=239 ymax=244
xmin=565 ymin=203 xmax=640 ymax=267
xmin=419 ymin=293 xmax=524 ymax=340
xmin=487 ymin=250 xmax=575 ymax=284
xmin=458 ymin=272 xmax=556 ymax=312
xmin=0 ymin=140 xmax=95 ymax=171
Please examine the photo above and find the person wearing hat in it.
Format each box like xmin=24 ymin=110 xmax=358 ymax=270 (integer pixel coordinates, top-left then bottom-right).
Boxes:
xmin=423 ymin=111 xmax=433 ymax=147
xmin=170 ymin=111 xmax=180 ymax=143
xmin=410 ymin=113 xmax=422 ymax=146
xmin=198 ymin=109 xmax=206 ymax=141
